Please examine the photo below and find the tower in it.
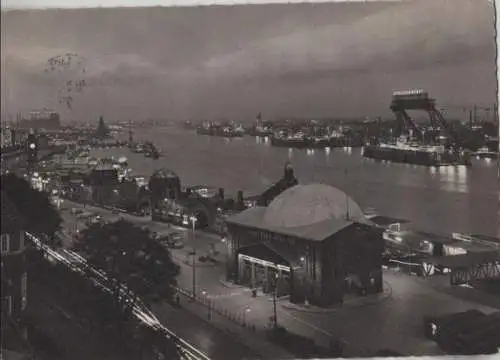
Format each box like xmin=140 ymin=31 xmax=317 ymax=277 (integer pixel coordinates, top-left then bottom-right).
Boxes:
xmin=25 ymin=132 xmax=38 ymax=173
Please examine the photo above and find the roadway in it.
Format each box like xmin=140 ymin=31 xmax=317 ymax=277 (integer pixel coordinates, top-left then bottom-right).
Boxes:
xmin=60 ymin=200 xmax=500 ymax=357
xmin=57 ymin=201 xmax=264 ymax=360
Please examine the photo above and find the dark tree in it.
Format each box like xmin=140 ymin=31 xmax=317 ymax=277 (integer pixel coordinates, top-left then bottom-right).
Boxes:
xmin=1 ymin=173 xmax=62 ymax=244
xmin=75 ymin=219 xmax=180 ymax=303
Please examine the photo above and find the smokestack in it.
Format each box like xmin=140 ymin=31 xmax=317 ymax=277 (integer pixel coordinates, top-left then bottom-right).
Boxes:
xmin=219 ymin=188 xmax=225 ymax=200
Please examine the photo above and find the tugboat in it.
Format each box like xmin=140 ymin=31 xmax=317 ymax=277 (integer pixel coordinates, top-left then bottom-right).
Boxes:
xmin=143 ymin=141 xmax=161 ymax=159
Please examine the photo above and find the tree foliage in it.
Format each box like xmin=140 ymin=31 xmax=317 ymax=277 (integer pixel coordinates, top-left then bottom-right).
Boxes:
xmin=32 ymin=257 xmax=181 ymax=360
xmin=1 ymin=173 xmax=62 ymax=241
xmin=75 ymin=219 xmax=180 ymax=303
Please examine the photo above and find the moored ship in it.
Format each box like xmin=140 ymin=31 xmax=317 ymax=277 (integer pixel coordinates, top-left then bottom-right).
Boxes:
xmin=196 ymin=123 xmax=244 ymax=138
xmin=473 ymin=146 xmax=499 ymax=160
xmin=362 ymin=142 xmax=472 ymax=166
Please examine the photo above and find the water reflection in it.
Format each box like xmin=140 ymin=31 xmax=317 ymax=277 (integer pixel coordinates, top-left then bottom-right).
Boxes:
xmin=434 ymin=166 xmax=469 ymax=193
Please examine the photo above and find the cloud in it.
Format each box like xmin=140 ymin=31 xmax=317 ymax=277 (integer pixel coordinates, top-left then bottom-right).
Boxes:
xmin=1 ymin=0 xmax=495 ymax=121
xmin=198 ymin=0 xmax=493 ymax=80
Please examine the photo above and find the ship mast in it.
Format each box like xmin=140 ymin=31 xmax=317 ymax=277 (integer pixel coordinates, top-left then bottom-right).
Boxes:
xmin=128 ymin=119 xmax=134 ymax=148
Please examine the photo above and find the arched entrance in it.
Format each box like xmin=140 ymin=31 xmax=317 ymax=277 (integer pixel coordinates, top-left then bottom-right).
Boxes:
xmin=237 ymin=243 xmax=293 ymax=297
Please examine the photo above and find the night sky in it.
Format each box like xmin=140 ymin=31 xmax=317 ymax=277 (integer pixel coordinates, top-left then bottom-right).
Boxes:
xmin=1 ymin=0 xmax=496 ymax=121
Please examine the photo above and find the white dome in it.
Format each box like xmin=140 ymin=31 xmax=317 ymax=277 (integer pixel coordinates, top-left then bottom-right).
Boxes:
xmin=264 ymin=184 xmax=365 ymax=228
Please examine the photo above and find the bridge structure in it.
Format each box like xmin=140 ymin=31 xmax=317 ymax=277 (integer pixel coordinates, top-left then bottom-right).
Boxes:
xmin=422 ymin=251 xmax=500 ymax=285
xmin=390 ymin=90 xmax=467 ymax=148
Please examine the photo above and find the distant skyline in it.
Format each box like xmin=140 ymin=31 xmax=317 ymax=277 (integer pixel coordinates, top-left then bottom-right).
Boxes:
xmin=1 ymin=0 xmax=496 ymax=122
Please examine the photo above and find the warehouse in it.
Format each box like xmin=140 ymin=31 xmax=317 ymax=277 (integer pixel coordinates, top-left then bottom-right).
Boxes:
xmin=224 ymin=183 xmax=385 ymax=307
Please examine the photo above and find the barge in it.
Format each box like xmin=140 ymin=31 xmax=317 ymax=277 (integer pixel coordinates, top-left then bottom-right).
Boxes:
xmin=362 ymin=143 xmax=472 ymax=166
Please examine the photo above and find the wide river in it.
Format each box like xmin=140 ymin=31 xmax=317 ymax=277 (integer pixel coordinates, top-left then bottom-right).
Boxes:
xmin=92 ymin=127 xmax=499 ymax=237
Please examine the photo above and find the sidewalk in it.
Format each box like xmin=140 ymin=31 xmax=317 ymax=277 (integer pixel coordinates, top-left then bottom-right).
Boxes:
xmin=281 ymin=281 xmax=393 ymax=314
xmin=172 ymin=289 xmax=295 ymax=360
xmin=387 ymin=269 xmax=500 ymax=310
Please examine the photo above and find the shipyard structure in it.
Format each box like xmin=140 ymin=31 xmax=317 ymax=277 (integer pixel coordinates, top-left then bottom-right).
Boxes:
xmin=362 ymin=90 xmax=472 ymax=166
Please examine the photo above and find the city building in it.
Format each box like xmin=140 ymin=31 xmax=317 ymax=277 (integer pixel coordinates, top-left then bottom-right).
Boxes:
xmin=18 ymin=110 xmax=61 ymax=130
xmin=256 ymin=162 xmax=298 ymax=206
xmin=150 ymin=168 xmax=216 ymax=228
xmin=225 ymin=183 xmax=385 ymax=307
xmin=1 ymin=191 xmax=29 ymax=354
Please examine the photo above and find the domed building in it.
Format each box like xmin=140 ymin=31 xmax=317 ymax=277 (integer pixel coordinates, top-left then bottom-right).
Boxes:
xmin=225 ymin=183 xmax=384 ymax=307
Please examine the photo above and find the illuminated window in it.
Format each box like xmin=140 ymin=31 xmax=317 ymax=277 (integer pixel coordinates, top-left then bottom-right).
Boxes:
xmin=1 ymin=234 xmax=10 ymax=254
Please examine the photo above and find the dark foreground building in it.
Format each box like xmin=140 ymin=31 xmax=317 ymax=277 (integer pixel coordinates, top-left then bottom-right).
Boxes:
xmin=225 ymin=184 xmax=384 ymax=307
xmin=1 ymin=191 xmax=30 ymax=356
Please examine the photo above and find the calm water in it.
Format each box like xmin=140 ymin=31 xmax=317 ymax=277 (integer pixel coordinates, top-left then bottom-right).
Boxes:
xmin=93 ymin=127 xmax=499 ymax=237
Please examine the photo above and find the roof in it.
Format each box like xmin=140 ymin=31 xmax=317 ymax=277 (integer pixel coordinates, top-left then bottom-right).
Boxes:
xmin=226 ymin=205 xmax=371 ymax=242
xmin=1 ymin=191 xmax=24 ymax=232
xmin=238 ymin=242 xmax=296 ymax=267
xmin=424 ymin=251 xmax=500 ymax=268
xmin=470 ymin=234 xmax=500 ymax=245
xmin=368 ymin=215 xmax=411 ymax=227
xmin=263 ymin=183 xmax=365 ymax=228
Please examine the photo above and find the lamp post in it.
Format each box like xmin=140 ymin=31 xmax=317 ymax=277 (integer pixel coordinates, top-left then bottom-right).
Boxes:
xmin=202 ymin=290 xmax=211 ymax=320
xmin=190 ymin=215 xmax=198 ymax=299
xmin=272 ymin=272 xmax=278 ymax=329
xmin=243 ymin=305 xmax=251 ymax=327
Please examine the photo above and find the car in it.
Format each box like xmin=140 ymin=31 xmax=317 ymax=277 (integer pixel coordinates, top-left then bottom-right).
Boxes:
xmin=71 ymin=208 xmax=84 ymax=215
xmin=170 ymin=239 xmax=184 ymax=249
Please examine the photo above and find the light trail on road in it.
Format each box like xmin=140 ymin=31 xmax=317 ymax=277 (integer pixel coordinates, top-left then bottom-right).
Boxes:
xmin=26 ymin=232 xmax=211 ymax=360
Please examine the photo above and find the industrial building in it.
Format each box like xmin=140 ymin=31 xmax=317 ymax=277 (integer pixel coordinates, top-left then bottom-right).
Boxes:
xmin=225 ymin=183 xmax=385 ymax=307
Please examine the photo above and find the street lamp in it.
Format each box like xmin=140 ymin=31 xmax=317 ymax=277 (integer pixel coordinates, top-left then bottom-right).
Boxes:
xmin=272 ymin=272 xmax=279 ymax=329
xmin=190 ymin=215 xmax=198 ymax=299
xmin=243 ymin=305 xmax=251 ymax=326
xmin=202 ymin=290 xmax=211 ymax=320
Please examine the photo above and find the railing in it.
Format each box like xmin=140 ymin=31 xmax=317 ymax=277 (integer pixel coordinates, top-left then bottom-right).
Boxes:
xmin=26 ymin=232 xmax=211 ymax=360
xmin=174 ymin=286 xmax=256 ymax=331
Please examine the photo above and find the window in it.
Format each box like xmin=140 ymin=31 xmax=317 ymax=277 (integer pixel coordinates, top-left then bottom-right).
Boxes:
xmin=2 ymin=296 xmax=12 ymax=315
xmin=21 ymin=273 xmax=28 ymax=310
xmin=1 ymin=234 xmax=10 ymax=254
xmin=19 ymin=232 xmax=25 ymax=251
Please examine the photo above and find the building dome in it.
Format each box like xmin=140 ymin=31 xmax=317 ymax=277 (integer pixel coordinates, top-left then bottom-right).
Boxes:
xmin=264 ymin=183 xmax=365 ymax=228
xmin=151 ymin=168 xmax=179 ymax=179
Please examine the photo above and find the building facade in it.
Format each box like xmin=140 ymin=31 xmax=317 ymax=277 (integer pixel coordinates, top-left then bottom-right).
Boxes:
xmin=225 ymin=184 xmax=384 ymax=307
xmin=1 ymin=192 xmax=28 ymax=338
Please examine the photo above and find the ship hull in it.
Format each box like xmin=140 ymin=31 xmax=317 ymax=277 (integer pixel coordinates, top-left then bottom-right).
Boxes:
xmin=362 ymin=145 xmax=472 ymax=166
xmin=270 ymin=137 xmax=312 ymax=149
